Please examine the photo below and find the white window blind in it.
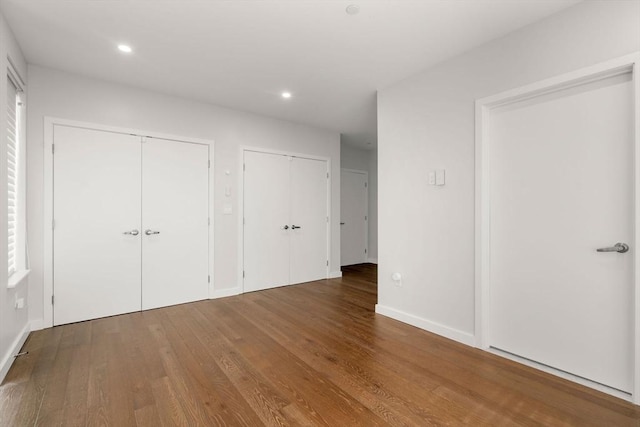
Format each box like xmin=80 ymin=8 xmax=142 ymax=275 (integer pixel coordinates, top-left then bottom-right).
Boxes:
xmin=7 ymin=77 xmax=18 ymax=277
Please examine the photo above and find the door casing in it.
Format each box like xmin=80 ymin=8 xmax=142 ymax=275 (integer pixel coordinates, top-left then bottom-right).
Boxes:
xmin=475 ymin=53 xmax=640 ymax=404
xmin=43 ymin=117 xmax=215 ymax=328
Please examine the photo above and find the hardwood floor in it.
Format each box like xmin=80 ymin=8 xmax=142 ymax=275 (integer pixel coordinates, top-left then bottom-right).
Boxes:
xmin=1 ymin=264 xmax=639 ymax=426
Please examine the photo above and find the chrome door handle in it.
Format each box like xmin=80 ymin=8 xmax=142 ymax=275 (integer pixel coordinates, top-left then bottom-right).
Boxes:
xmin=291 ymin=225 xmax=301 ymax=229
xmin=123 ymin=229 xmax=139 ymax=236
xmin=145 ymin=229 xmax=160 ymax=235
xmin=597 ymin=242 xmax=629 ymax=253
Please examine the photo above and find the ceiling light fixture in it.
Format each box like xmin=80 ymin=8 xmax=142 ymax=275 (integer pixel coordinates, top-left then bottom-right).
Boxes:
xmin=281 ymin=91 xmax=292 ymax=99
xmin=117 ymin=44 xmax=133 ymax=53
xmin=346 ymin=4 xmax=359 ymax=15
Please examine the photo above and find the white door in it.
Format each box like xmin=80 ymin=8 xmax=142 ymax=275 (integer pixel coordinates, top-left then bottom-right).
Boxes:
xmin=290 ymin=157 xmax=329 ymax=284
xmin=141 ymin=138 xmax=210 ymax=310
xmin=53 ymin=126 xmax=142 ymax=325
xmin=243 ymin=151 xmax=291 ymax=292
xmin=488 ymin=72 xmax=633 ymax=392
xmin=340 ymin=169 xmax=368 ymax=266
xmin=243 ymin=151 xmax=329 ymax=292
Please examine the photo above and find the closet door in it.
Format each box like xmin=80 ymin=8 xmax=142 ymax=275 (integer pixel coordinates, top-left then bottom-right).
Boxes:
xmin=53 ymin=126 xmax=142 ymax=325
xmin=290 ymin=157 xmax=329 ymax=284
xmin=141 ymin=138 xmax=210 ymax=310
xmin=243 ymin=151 xmax=291 ymax=292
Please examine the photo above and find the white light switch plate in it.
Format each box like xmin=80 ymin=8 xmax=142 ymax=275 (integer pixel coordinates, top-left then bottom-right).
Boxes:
xmin=428 ymin=172 xmax=436 ymax=185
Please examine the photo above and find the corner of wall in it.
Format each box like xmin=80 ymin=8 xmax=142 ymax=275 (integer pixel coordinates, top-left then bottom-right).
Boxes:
xmin=0 ymin=321 xmax=30 ymax=384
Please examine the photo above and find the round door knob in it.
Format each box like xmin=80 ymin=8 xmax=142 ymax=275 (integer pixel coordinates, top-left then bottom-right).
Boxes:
xmin=282 ymin=225 xmax=289 ymax=230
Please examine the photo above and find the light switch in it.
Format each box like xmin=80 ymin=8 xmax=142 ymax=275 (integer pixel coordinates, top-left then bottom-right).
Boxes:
xmin=225 ymin=186 xmax=231 ymax=197
xmin=223 ymin=204 xmax=232 ymax=215
xmin=428 ymin=172 xmax=436 ymax=185
xmin=429 ymin=170 xmax=446 ymax=186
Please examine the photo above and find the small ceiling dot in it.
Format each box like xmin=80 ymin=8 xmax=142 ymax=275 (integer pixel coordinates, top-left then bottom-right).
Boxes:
xmin=281 ymin=91 xmax=292 ymax=99
xmin=117 ymin=44 xmax=133 ymax=53
xmin=346 ymin=4 xmax=359 ymax=15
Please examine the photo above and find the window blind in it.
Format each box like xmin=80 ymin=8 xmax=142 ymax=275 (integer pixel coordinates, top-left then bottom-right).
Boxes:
xmin=7 ymin=77 xmax=18 ymax=277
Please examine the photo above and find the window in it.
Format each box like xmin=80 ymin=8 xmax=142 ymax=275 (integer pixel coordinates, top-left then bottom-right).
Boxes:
xmin=7 ymin=77 xmax=18 ymax=276
xmin=7 ymin=70 xmax=25 ymax=285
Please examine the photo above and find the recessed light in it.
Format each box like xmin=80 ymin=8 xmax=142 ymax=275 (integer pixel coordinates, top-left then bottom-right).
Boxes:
xmin=346 ymin=4 xmax=359 ymax=15
xmin=281 ymin=92 xmax=292 ymax=99
xmin=117 ymin=44 xmax=133 ymax=53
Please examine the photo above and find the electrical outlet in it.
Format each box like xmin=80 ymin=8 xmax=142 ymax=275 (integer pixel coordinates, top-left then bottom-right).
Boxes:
xmin=392 ymin=272 xmax=402 ymax=287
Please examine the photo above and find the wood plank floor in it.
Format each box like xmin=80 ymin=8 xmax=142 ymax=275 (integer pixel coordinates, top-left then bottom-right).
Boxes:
xmin=1 ymin=264 xmax=639 ymax=426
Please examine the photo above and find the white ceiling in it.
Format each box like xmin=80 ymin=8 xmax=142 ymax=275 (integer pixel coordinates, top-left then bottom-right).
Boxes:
xmin=0 ymin=0 xmax=580 ymax=149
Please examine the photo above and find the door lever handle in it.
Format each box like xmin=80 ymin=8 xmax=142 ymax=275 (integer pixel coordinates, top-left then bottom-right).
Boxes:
xmin=145 ymin=229 xmax=160 ymax=235
xmin=596 ymin=242 xmax=629 ymax=253
xmin=123 ymin=229 xmax=139 ymax=236
xmin=291 ymin=225 xmax=301 ymax=230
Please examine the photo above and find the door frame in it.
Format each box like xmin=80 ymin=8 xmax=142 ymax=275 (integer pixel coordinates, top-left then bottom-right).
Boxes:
xmin=340 ymin=168 xmax=369 ymax=266
xmin=238 ymin=147 xmax=331 ymax=293
xmin=43 ymin=117 xmax=215 ymax=328
xmin=475 ymin=53 xmax=640 ymax=403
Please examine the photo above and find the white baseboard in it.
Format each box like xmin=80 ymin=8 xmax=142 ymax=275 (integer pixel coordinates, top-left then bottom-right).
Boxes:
xmin=0 ymin=323 xmax=31 ymax=384
xmin=486 ymin=347 xmax=632 ymax=403
xmin=210 ymin=287 xmax=241 ymax=299
xmin=329 ymin=271 xmax=342 ymax=279
xmin=375 ymin=304 xmax=475 ymax=347
xmin=366 ymin=258 xmax=378 ymax=264
xmin=30 ymin=319 xmax=44 ymax=331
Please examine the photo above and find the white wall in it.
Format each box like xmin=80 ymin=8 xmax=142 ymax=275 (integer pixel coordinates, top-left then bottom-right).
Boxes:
xmin=340 ymin=143 xmax=377 ymax=261
xmin=377 ymin=0 xmax=640 ymax=343
xmin=27 ymin=65 xmax=341 ymax=327
xmin=0 ymin=12 xmax=28 ymax=381
xmin=341 ymin=143 xmax=371 ymax=172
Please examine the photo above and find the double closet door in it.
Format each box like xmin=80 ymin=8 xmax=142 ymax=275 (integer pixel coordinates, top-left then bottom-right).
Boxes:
xmin=243 ymin=150 xmax=329 ymax=292
xmin=53 ymin=125 xmax=210 ymax=326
